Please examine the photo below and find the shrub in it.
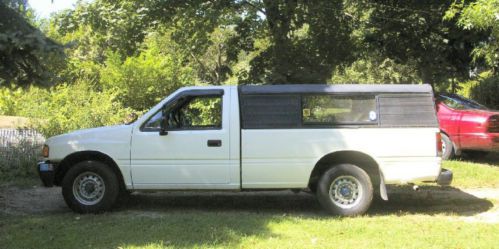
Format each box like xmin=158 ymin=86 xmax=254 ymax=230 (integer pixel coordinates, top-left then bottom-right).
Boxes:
xmin=0 ymin=86 xmax=26 ymax=115
xmin=100 ymin=47 xmax=196 ymax=111
xmin=455 ymin=79 xmax=479 ymax=99
xmin=470 ymin=75 xmax=499 ymax=110
xmin=0 ymin=82 xmax=133 ymax=137
xmin=331 ymin=57 xmax=421 ymax=84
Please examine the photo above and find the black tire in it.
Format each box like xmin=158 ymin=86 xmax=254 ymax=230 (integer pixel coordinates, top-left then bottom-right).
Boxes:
xmin=316 ymin=164 xmax=373 ymax=216
xmin=116 ymin=188 xmax=132 ymax=207
xmin=441 ymin=133 xmax=455 ymax=160
xmin=62 ymin=161 xmax=120 ymax=213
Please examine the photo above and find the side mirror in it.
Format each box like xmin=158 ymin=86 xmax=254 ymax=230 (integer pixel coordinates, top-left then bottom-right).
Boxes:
xmin=159 ymin=106 xmax=169 ymax=136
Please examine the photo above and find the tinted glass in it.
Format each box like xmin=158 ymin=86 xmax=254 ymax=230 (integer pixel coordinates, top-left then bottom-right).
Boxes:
xmin=302 ymin=95 xmax=377 ymax=124
xmin=439 ymin=94 xmax=488 ymax=110
xmin=240 ymin=94 xmax=301 ymax=129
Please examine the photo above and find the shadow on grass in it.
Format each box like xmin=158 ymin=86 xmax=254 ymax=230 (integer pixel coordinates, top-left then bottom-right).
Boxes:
xmin=370 ymin=185 xmax=494 ymax=215
xmin=120 ymin=185 xmax=493 ymax=217
xmin=455 ymin=152 xmax=499 ymax=166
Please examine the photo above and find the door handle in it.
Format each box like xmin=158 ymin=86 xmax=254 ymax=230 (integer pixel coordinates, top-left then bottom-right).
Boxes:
xmin=207 ymin=140 xmax=222 ymax=147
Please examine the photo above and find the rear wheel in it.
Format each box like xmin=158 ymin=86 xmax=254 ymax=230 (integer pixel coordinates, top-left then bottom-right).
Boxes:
xmin=316 ymin=164 xmax=373 ymax=216
xmin=62 ymin=161 xmax=119 ymax=213
xmin=441 ymin=133 xmax=455 ymax=160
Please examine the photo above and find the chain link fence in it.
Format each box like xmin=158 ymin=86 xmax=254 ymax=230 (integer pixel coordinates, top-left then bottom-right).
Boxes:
xmin=0 ymin=128 xmax=45 ymax=179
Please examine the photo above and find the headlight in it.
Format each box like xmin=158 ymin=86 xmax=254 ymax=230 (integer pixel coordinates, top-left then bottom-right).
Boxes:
xmin=42 ymin=144 xmax=49 ymax=157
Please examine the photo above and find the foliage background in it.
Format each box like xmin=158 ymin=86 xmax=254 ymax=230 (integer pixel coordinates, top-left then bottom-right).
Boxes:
xmin=0 ymin=0 xmax=498 ymax=140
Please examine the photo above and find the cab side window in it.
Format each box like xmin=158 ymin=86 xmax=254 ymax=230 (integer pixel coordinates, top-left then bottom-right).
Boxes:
xmin=170 ymin=96 xmax=222 ymax=129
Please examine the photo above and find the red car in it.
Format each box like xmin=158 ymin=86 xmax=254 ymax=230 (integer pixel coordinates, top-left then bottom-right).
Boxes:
xmin=436 ymin=93 xmax=499 ymax=159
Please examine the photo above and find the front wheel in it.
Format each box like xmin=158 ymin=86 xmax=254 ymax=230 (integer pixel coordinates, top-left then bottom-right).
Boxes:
xmin=62 ymin=161 xmax=119 ymax=213
xmin=316 ymin=164 xmax=373 ymax=216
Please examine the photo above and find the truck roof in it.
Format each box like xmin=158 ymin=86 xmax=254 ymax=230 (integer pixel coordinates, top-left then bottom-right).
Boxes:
xmin=239 ymin=84 xmax=433 ymax=95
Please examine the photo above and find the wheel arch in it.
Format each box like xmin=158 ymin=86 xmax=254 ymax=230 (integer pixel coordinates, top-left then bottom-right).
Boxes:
xmin=54 ymin=151 xmax=126 ymax=191
xmin=439 ymin=130 xmax=461 ymax=155
xmin=308 ymin=150 xmax=382 ymax=193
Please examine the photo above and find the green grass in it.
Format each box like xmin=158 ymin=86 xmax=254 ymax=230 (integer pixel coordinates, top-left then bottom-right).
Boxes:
xmin=1 ymin=210 xmax=498 ymax=249
xmin=443 ymin=159 xmax=499 ymax=188
xmin=1 ymin=158 xmax=498 ymax=249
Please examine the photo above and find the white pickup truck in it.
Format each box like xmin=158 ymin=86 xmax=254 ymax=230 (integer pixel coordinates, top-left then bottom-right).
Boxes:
xmin=38 ymin=84 xmax=452 ymax=216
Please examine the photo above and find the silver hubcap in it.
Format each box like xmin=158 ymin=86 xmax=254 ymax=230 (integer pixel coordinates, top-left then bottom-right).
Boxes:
xmin=329 ymin=175 xmax=362 ymax=208
xmin=72 ymin=172 xmax=105 ymax=205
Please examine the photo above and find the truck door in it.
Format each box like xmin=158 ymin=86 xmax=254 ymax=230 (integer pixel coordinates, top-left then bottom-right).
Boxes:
xmin=130 ymin=88 xmax=232 ymax=188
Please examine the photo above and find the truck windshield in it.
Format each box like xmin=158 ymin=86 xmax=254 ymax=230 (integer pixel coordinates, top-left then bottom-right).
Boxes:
xmin=438 ymin=94 xmax=488 ymax=110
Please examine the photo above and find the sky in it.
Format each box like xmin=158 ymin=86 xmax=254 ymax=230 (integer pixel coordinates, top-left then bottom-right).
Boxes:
xmin=28 ymin=0 xmax=79 ymax=18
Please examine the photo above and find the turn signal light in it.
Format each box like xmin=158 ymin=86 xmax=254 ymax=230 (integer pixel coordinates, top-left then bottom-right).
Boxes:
xmin=42 ymin=145 xmax=49 ymax=158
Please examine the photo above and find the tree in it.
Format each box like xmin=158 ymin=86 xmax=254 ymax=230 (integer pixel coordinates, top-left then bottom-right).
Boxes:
xmin=445 ymin=0 xmax=499 ymax=108
xmin=246 ymin=0 xmax=354 ymax=83
xmin=446 ymin=0 xmax=499 ymax=72
xmin=47 ymin=0 xmax=159 ymax=61
xmin=41 ymin=0 xmax=491 ymax=89
xmin=331 ymin=55 xmax=422 ymax=84
xmin=50 ymin=0 xmax=356 ymax=84
xmin=362 ymin=0 xmax=485 ymax=88
xmin=0 ymin=0 xmax=63 ymax=86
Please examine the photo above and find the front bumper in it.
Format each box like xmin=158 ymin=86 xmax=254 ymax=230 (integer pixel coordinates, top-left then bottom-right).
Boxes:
xmin=437 ymin=168 xmax=453 ymax=186
xmin=38 ymin=161 xmax=55 ymax=187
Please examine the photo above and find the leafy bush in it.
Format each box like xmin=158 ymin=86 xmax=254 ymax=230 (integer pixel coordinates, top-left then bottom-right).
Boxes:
xmin=0 ymin=82 xmax=132 ymax=137
xmin=331 ymin=57 xmax=421 ymax=84
xmin=0 ymin=86 xmax=25 ymax=115
xmin=454 ymin=79 xmax=478 ymax=99
xmin=100 ymin=44 xmax=196 ymax=111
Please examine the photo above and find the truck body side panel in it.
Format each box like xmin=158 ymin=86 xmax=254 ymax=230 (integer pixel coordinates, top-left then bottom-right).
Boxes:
xmin=241 ymin=128 xmax=441 ymax=188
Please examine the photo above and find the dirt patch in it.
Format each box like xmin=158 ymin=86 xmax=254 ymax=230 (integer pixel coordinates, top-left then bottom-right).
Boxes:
xmin=0 ymin=186 xmax=68 ymax=215
xmin=1 ymin=185 xmax=498 ymax=223
xmin=458 ymin=207 xmax=499 ymax=223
